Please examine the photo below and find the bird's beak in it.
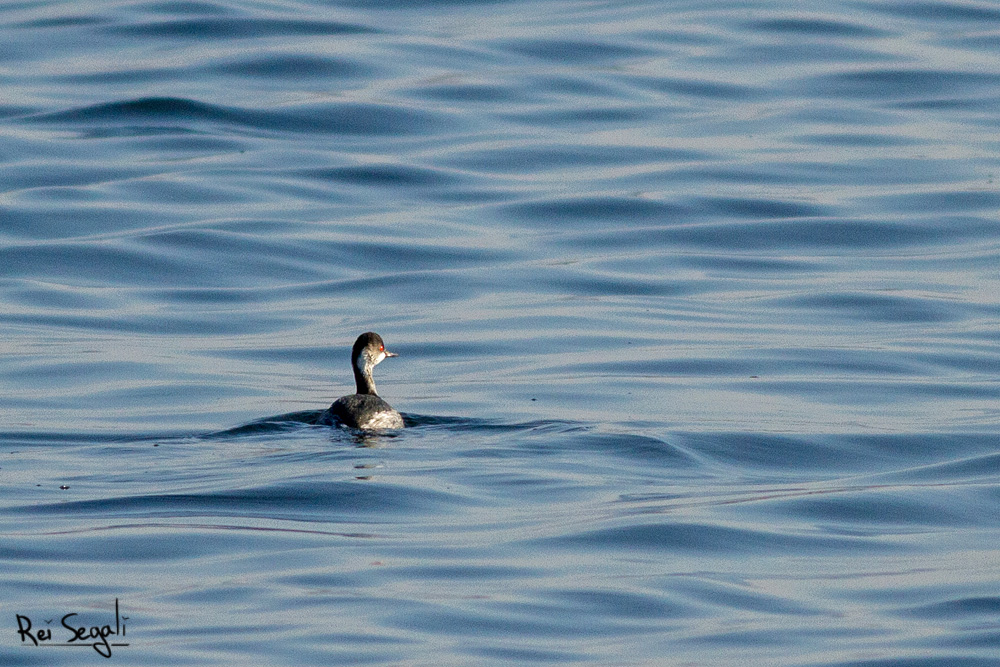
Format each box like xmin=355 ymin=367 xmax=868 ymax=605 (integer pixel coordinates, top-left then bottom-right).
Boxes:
xmin=384 ymin=350 xmax=398 ymax=358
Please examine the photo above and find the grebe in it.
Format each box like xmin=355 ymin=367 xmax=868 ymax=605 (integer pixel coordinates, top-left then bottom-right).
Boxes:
xmin=318 ymin=332 xmax=403 ymax=430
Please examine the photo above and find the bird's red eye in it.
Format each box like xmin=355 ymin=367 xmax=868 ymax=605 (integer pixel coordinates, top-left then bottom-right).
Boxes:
xmin=380 ymin=345 xmax=384 ymax=351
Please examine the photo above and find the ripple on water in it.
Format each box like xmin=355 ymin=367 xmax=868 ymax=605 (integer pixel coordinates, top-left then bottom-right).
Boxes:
xmin=103 ymin=16 xmax=377 ymax=39
xmin=544 ymin=520 xmax=909 ymax=556
xmin=27 ymin=96 xmax=455 ymax=137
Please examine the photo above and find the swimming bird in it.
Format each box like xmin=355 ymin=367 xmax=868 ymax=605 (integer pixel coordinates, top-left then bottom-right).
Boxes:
xmin=318 ymin=332 xmax=404 ymax=430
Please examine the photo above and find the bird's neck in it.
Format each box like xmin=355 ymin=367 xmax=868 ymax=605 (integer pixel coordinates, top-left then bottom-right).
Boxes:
xmin=354 ymin=359 xmax=377 ymax=395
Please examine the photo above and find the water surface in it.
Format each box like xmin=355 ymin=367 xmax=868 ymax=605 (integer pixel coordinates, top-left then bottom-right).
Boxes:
xmin=2 ymin=0 xmax=999 ymax=664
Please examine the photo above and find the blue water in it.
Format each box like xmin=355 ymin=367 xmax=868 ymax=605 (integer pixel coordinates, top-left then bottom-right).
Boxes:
xmin=2 ymin=0 xmax=1000 ymax=664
